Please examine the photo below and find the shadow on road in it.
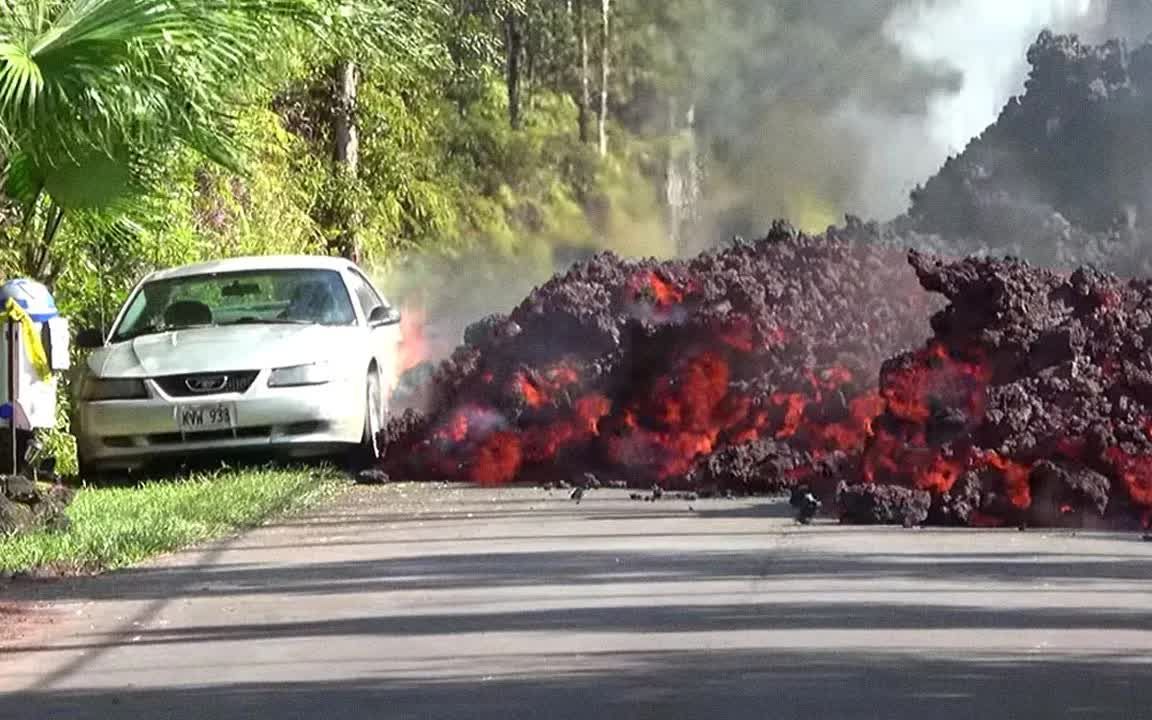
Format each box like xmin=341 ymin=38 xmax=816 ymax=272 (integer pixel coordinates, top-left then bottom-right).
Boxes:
xmin=7 ymin=546 xmax=1152 ymax=605
xmin=2 ymin=649 xmax=1149 ymax=719
xmin=8 ymin=598 xmax=1152 ymax=655
xmin=2 ymin=491 xmax=1150 ymax=719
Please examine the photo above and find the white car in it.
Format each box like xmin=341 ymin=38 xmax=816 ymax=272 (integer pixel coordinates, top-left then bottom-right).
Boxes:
xmin=72 ymin=255 xmax=402 ymax=477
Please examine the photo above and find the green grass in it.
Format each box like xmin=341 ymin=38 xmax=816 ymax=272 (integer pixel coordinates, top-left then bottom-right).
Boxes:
xmin=0 ymin=467 xmax=345 ymax=575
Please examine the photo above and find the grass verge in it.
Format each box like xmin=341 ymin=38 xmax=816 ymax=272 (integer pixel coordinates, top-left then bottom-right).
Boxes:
xmin=0 ymin=467 xmax=344 ymax=576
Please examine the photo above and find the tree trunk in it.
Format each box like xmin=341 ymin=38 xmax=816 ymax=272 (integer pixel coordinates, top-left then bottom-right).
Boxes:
xmin=665 ymin=96 xmax=683 ymax=255
xmin=685 ymin=102 xmax=702 ymax=255
xmin=525 ymin=11 xmax=536 ymax=114
xmin=33 ymin=204 xmax=64 ymax=278
xmin=331 ymin=59 xmax=361 ymax=262
xmin=505 ymin=11 xmax=524 ymax=130
xmin=575 ymin=0 xmax=591 ymax=143
xmin=598 ymin=0 xmax=610 ymax=156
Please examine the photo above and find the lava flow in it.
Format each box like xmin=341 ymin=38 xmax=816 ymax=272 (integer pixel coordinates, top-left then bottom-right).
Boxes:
xmin=379 ymin=222 xmax=934 ymax=497
xmin=842 ymin=251 xmax=1152 ymax=528
xmin=380 ymin=224 xmax=1152 ymax=530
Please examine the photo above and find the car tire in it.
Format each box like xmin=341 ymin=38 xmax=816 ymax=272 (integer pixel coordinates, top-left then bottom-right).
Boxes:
xmin=350 ymin=367 xmax=386 ymax=470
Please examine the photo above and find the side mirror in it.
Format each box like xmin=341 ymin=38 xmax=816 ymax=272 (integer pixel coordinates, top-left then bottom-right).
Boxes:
xmin=368 ymin=306 xmax=401 ymax=327
xmin=75 ymin=328 xmax=106 ymax=349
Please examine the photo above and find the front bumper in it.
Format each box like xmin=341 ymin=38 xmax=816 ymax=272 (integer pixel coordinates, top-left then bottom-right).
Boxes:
xmin=75 ymin=371 xmax=364 ymax=468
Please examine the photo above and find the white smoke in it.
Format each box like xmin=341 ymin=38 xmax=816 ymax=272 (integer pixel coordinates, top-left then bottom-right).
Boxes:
xmin=689 ymin=0 xmax=1132 ymax=233
xmin=891 ymin=0 xmax=1097 ymax=155
xmin=847 ymin=0 xmax=1102 ymax=219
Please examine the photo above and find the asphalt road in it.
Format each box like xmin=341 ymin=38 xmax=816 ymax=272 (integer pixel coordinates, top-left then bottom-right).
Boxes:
xmin=1 ymin=484 xmax=1150 ymax=719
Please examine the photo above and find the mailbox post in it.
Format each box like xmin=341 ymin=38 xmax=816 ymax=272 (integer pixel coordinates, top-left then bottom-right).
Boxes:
xmin=0 ymin=279 xmax=70 ymax=475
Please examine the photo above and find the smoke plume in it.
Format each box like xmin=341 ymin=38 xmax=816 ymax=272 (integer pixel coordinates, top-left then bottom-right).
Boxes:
xmin=685 ymin=0 xmax=1144 ymax=240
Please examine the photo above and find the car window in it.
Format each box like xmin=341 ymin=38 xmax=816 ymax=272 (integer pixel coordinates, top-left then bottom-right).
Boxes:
xmin=346 ymin=269 xmax=386 ymax=319
xmin=111 ymin=269 xmax=358 ymax=341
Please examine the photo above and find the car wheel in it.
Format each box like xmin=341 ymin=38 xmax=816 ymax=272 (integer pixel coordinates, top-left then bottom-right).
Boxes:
xmin=351 ymin=368 xmax=385 ymax=469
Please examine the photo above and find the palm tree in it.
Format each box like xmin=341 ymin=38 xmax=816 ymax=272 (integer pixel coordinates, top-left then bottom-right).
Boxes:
xmin=0 ymin=0 xmax=309 ymax=276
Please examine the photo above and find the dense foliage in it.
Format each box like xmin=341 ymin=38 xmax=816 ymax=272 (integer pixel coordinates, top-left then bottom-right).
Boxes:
xmin=0 ymin=0 xmax=707 ymax=469
xmin=0 ymin=0 xmax=689 ymax=335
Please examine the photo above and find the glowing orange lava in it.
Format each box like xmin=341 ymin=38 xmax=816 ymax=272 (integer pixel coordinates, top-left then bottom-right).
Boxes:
xmin=399 ymin=303 xmax=429 ymax=372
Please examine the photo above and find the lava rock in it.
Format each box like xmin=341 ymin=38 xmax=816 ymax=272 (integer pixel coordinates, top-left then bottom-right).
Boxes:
xmin=2 ymin=475 xmax=37 ymax=503
xmin=688 ymin=439 xmax=809 ymax=495
xmin=355 ymin=470 xmax=392 ymax=486
xmin=0 ymin=476 xmax=72 ymax=535
xmin=902 ymin=31 xmax=1152 ymax=279
xmin=1028 ymin=461 xmax=1111 ymax=525
xmin=837 ymin=483 xmax=931 ymax=527
xmin=790 ymin=486 xmax=822 ymax=525
xmin=928 ymin=472 xmax=984 ymax=527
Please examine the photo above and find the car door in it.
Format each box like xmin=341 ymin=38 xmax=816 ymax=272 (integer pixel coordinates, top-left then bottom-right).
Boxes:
xmin=346 ymin=268 xmax=402 ymax=399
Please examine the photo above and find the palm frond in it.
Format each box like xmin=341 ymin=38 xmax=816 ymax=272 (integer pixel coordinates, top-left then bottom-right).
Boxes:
xmin=0 ymin=0 xmax=316 ymax=168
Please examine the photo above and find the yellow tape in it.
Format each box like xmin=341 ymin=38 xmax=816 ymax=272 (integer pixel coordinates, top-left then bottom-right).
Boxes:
xmin=5 ymin=298 xmax=51 ymax=381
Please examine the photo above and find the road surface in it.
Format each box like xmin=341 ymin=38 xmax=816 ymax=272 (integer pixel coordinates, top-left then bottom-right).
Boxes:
xmin=1 ymin=484 xmax=1150 ymax=719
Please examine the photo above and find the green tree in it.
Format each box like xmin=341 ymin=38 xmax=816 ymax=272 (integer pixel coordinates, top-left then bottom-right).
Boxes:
xmin=0 ymin=0 xmax=312 ymax=281
xmin=273 ymin=0 xmax=445 ymax=259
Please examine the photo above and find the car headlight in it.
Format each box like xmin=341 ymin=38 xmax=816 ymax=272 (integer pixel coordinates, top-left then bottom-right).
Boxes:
xmin=83 ymin=377 xmax=149 ymax=401
xmin=268 ymin=362 xmax=332 ymax=388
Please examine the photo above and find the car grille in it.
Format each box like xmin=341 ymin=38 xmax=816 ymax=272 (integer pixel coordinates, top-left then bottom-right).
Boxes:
xmin=154 ymin=371 xmax=260 ymax=398
xmin=148 ymin=426 xmax=273 ymax=445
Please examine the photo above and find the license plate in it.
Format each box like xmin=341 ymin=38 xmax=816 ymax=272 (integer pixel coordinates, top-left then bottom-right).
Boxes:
xmin=177 ymin=404 xmax=235 ymax=432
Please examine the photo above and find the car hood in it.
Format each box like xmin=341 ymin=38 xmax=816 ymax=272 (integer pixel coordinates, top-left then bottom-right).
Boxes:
xmin=88 ymin=324 xmax=362 ymax=377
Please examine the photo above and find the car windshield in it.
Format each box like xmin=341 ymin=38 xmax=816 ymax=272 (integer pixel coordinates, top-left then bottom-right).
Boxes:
xmin=111 ymin=268 xmax=357 ymax=342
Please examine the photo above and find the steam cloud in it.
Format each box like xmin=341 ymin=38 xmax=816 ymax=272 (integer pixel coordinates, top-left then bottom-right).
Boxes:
xmin=689 ymin=0 xmax=1147 ymax=239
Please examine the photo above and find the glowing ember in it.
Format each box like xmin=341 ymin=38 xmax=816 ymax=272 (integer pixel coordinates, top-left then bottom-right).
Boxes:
xmin=468 ymin=431 xmax=522 ymax=486
xmin=980 ymin=451 xmax=1032 ymax=510
xmin=516 ymin=375 xmax=545 ymax=408
xmin=399 ymin=303 xmax=429 ymax=373
xmin=1105 ymin=448 xmax=1152 ymax=508
xmin=630 ymin=271 xmax=685 ymax=307
xmin=772 ymin=393 xmax=807 ymax=439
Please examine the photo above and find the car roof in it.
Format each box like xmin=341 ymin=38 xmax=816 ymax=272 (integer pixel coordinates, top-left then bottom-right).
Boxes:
xmin=144 ymin=255 xmax=359 ymax=283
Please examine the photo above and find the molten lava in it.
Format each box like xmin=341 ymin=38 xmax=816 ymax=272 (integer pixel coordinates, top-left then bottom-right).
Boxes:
xmin=399 ymin=303 xmax=430 ymax=373
xmin=381 ymin=225 xmax=932 ymax=495
xmin=379 ymin=228 xmax=1152 ymax=529
xmin=631 ymin=270 xmax=686 ymax=307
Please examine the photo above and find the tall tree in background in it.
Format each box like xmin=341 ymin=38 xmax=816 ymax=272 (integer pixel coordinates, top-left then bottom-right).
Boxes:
xmin=598 ymin=0 xmax=611 ymax=156
xmin=304 ymin=0 xmax=443 ymax=259
xmin=330 ymin=59 xmax=362 ymax=260
xmin=505 ymin=6 xmax=525 ymax=129
xmin=575 ymin=0 xmax=591 ymax=143
xmin=444 ymin=0 xmax=505 ymax=113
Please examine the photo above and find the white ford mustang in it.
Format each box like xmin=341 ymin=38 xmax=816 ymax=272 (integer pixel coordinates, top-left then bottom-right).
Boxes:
xmin=72 ymin=255 xmax=403 ymax=477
